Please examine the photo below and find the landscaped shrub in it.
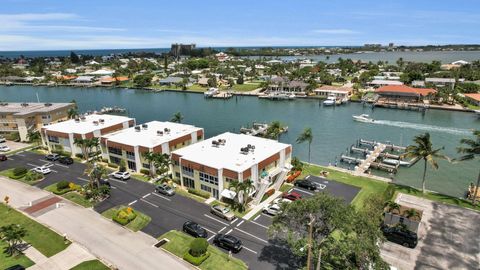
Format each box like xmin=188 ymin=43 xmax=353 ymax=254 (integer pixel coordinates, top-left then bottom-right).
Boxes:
xmin=56 ymin=180 xmax=70 ymax=190
xmin=75 ymin=153 xmax=84 ymax=159
xmin=12 ymin=167 xmax=27 ymax=177
xmin=382 ymin=184 xmax=396 ymax=201
xmin=113 ymin=207 xmax=137 ymax=226
xmin=102 ymin=158 xmax=109 ymax=163
xmin=190 ymin=238 xmax=209 ymax=257
xmin=108 ymin=163 xmax=119 ymax=169
xmin=140 ymin=168 xmax=150 ymax=175
xmin=119 ymin=160 xmax=127 ymax=172
xmin=24 ymin=171 xmax=43 ymax=181
xmin=183 ymin=251 xmax=210 ymax=266
xmin=187 ymin=188 xmax=210 ymax=199
xmin=264 ymin=188 xmax=275 ymax=198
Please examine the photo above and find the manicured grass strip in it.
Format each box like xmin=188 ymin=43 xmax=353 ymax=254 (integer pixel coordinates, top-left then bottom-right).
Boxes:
xmin=0 ymin=242 xmax=34 ymax=270
xmin=61 ymin=192 xmax=94 ymax=208
xmin=175 ymin=187 xmax=206 ymax=203
xmin=101 ymin=206 xmax=151 ymax=232
xmin=160 ymin=230 xmax=248 ymax=270
xmin=5 ymin=145 xmax=34 ymax=156
xmin=229 ymin=83 xmax=261 ymax=92
xmin=300 ymin=164 xmax=389 ymax=209
xmin=69 ymin=259 xmax=109 ymax=270
xmin=279 ymin=183 xmax=293 ymax=193
xmin=0 ymin=169 xmax=36 ymax=185
xmin=44 ymin=183 xmax=72 ymax=195
xmin=0 ymin=204 xmax=70 ymax=257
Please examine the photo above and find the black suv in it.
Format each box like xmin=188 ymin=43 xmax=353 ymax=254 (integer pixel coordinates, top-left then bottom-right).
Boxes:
xmin=294 ymin=179 xmax=317 ymax=190
xmin=183 ymin=221 xmax=207 ymax=238
xmin=58 ymin=156 xmax=74 ymax=165
xmin=381 ymin=225 xmax=418 ymax=248
xmin=45 ymin=153 xmax=60 ymax=161
xmin=213 ymin=234 xmax=242 ymax=253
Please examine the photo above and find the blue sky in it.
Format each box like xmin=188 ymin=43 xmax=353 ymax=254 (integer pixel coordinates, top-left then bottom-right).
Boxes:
xmin=1 ymin=0 xmax=479 ymax=50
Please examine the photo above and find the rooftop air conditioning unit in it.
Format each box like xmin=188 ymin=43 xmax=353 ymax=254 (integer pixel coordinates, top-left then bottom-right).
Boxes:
xmin=21 ymin=103 xmax=29 ymax=107
xmin=142 ymin=124 xmax=148 ymax=130
xmin=164 ymin=128 xmax=170 ymax=134
xmin=157 ymin=130 xmax=164 ymax=136
xmin=74 ymin=118 xmax=80 ymax=123
xmin=218 ymin=139 xmax=226 ymax=145
xmin=44 ymin=103 xmax=52 ymax=107
xmin=212 ymin=140 xmax=219 ymax=147
xmin=240 ymin=147 xmax=249 ymax=155
xmin=93 ymin=121 xmax=99 ymax=126
xmin=135 ymin=126 xmax=141 ymax=132
xmin=99 ymin=119 xmax=105 ymax=124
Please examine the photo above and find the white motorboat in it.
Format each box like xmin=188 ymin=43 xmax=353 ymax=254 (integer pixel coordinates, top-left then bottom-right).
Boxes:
xmin=474 ymin=110 xmax=480 ymax=117
xmin=323 ymin=95 xmax=336 ymax=106
xmin=352 ymin=114 xmax=375 ymax=123
xmin=383 ymin=158 xmax=410 ymax=166
xmin=204 ymin=87 xmax=219 ymax=98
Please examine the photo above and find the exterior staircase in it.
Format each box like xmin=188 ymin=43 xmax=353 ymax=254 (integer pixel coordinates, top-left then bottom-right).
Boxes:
xmin=251 ymin=167 xmax=289 ymax=205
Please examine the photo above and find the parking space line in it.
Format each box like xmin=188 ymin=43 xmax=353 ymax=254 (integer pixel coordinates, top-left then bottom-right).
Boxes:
xmin=203 ymin=214 xmax=229 ymax=226
xmin=7 ymin=157 xmax=14 ymax=160
xmin=38 ymin=159 xmax=49 ymax=163
xmin=261 ymin=214 xmax=273 ymax=219
xmin=204 ymin=227 xmax=216 ymax=234
xmin=225 ymin=229 xmax=233 ymax=235
xmin=242 ymin=246 xmax=258 ymax=254
xmin=230 ymin=217 xmax=238 ymax=224
xmin=249 ymin=220 xmax=269 ymax=229
xmin=293 ymin=188 xmax=314 ymax=196
xmin=218 ymin=226 xmax=227 ymax=233
xmin=236 ymin=220 xmax=245 ymax=227
xmin=128 ymin=200 xmax=137 ymax=206
xmin=234 ymin=228 xmax=268 ymax=244
xmin=108 ymin=178 xmax=127 ymax=184
xmin=140 ymin=198 xmax=158 ymax=208
xmin=207 ymin=234 xmax=216 ymax=242
xmin=77 ymin=177 xmax=89 ymax=182
xmin=150 ymin=192 xmax=171 ymax=201
xmin=27 ymin=163 xmax=39 ymax=167
xmin=55 ymin=163 xmax=69 ymax=169
xmin=253 ymin=215 xmax=261 ymax=221
xmin=142 ymin=193 xmax=151 ymax=199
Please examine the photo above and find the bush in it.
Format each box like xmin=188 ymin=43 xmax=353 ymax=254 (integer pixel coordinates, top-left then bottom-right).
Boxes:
xmin=108 ymin=163 xmax=119 ymax=168
xmin=265 ymin=188 xmax=275 ymax=198
xmin=52 ymin=149 xmax=71 ymax=157
xmin=24 ymin=171 xmax=43 ymax=181
xmin=140 ymin=168 xmax=150 ymax=175
xmin=102 ymin=158 xmax=109 ymax=163
xmin=188 ymin=188 xmax=211 ymax=199
xmin=119 ymin=160 xmax=127 ymax=172
xmin=189 ymin=238 xmax=209 ymax=257
xmin=13 ymin=167 xmax=27 ymax=177
xmin=113 ymin=207 xmax=137 ymax=226
xmin=183 ymin=251 xmax=210 ymax=266
xmin=56 ymin=180 xmax=70 ymax=190
xmin=382 ymin=184 xmax=396 ymax=201
xmin=75 ymin=153 xmax=84 ymax=159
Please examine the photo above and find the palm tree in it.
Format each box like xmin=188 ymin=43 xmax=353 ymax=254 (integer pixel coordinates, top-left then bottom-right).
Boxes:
xmin=27 ymin=131 xmax=41 ymax=146
xmin=296 ymin=127 xmax=313 ymax=163
xmin=67 ymin=107 xmax=78 ymax=119
xmin=239 ymin=179 xmax=254 ymax=212
xmin=403 ymin=133 xmax=448 ymax=193
xmin=155 ymin=153 xmax=172 ymax=180
xmin=171 ymin=112 xmax=184 ymax=123
xmin=384 ymin=200 xmax=401 ymax=214
xmin=74 ymin=137 xmax=99 ymax=161
xmin=142 ymin=151 xmax=157 ymax=177
xmin=457 ymin=130 xmax=480 ymax=204
xmin=265 ymin=121 xmax=284 ymax=140
xmin=403 ymin=208 xmax=420 ymax=221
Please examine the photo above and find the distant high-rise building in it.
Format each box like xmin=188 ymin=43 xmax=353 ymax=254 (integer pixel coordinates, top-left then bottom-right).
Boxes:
xmin=364 ymin=44 xmax=382 ymax=48
xmin=170 ymin=43 xmax=196 ymax=58
xmin=388 ymin=43 xmax=395 ymax=48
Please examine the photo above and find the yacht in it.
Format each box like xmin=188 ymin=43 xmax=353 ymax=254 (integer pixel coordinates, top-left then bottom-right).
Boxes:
xmin=204 ymin=87 xmax=219 ymax=98
xmin=474 ymin=110 xmax=480 ymax=117
xmin=383 ymin=159 xmax=410 ymax=166
xmin=323 ymin=95 xmax=336 ymax=106
xmin=262 ymin=92 xmax=295 ymax=100
xmin=352 ymin=114 xmax=375 ymax=123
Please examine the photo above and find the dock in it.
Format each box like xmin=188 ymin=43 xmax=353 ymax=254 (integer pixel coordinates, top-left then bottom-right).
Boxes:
xmin=212 ymin=92 xmax=233 ymax=99
xmin=354 ymin=143 xmax=387 ymax=174
xmin=358 ymin=139 xmax=406 ymax=152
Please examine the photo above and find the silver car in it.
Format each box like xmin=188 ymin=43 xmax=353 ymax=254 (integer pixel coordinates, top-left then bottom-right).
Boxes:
xmin=155 ymin=183 xmax=175 ymax=196
xmin=210 ymin=205 xmax=235 ymax=221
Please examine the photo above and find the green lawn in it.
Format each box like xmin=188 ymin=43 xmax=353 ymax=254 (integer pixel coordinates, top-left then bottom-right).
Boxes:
xmin=62 ymin=192 xmax=94 ymax=208
xmin=0 ymin=169 xmax=41 ymax=185
xmin=44 ymin=183 xmax=72 ymax=195
xmin=70 ymin=259 xmax=109 ymax=270
xmin=175 ymin=187 xmax=206 ymax=203
xmin=160 ymin=230 xmax=248 ymax=270
xmin=229 ymin=83 xmax=261 ymax=92
xmin=0 ymin=242 xmax=34 ymax=270
xmin=0 ymin=204 xmax=70 ymax=257
xmin=131 ymin=173 xmax=151 ymax=182
xmin=5 ymin=145 xmax=34 ymax=156
xmin=300 ymin=164 xmax=389 ymax=209
xmin=101 ymin=206 xmax=151 ymax=232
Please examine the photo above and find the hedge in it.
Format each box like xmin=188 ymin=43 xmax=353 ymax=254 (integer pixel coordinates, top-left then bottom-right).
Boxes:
xmin=183 ymin=251 xmax=210 ymax=266
xmin=13 ymin=167 xmax=28 ymax=177
xmin=108 ymin=163 xmax=119 ymax=169
xmin=187 ymin=188 xmax=211 ymax=199
xmin=24 ymin=171 xmax=43 ymax=181
xmin=140 ymin=168 xmax=150 ymax=175
xmin=112 ymin=207 xmax=137 ymax=226
xmin=56 ymin=180 xmax=70 ymax=190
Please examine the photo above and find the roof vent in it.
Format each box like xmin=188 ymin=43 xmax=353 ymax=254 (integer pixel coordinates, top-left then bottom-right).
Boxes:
xmin=135 ymin=126 xmax=141 ymax=132
xmin=164 ymin=128 xmax=170 ymax=134
xmin=240 ymin=147 xmax=249 ymax=155
xmin=0 ymin=102 xmax=8 ymax=106
xmin=157 ymin=130 xmax=164 ymax=136
xmin=142 ymin=124 xmax=148 ymax=130
xmin=21 ymin=103 xmax=29 ymax=107
xmin=74 ymin=118 xmax=80 ymax=123
xmin=99 ymin=119 xmax=105 ymax=124
xmin=218 ymin=139 xmax=226 ymax=145
xmin=80 ymin=116 xmax=86 ymax=121
xmin=212 ymin=140 xmax=219 ymax=147
xmin=44 ymin=103 xmax=52 ymax=107
xmin=93 ymin=121 xmax=99 ymax=126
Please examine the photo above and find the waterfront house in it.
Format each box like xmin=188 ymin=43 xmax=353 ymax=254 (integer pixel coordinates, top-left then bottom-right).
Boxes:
xmin=368 ymin=79 xmax=404 ymax=87
xmin=41 ymin=114 xmax=135 ymax=157
xmin=464 ymin=93 xmax=480 ymax=106
xmin=99 ymin=76 xmax=129 ymax=85
xmin=159 ymin=76 xmax=183 ymax=86
xmin=0 ymin=102 xmax=75 ymax=142
xmin=101 ymin=121 xmax=204 ymax=173
xmin=375 ymin=85 xmax=437 ymax=103
xmin=87 ymin=69 xmax=115 ymax=76
xmin=267 ymin=77 xmax=308 ymax=95
xmin=215 ymin=52 xmax=229 ymax=62
xmin=171 ymin=132 xmax=292 ymax=201
xmin=198 ymin=77 xmax=209 ymax=87
xmin=313 ymin=85 xmax=353 ymax=101
xmin=73 ymin=76 xmax=95 ymax=84
xmin=425 ymin=77 xmax=456 ymax=88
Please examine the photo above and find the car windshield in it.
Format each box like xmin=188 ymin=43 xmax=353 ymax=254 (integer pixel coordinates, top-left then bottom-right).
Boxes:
xmin=221 ymin=207 xmax=230 ymax=214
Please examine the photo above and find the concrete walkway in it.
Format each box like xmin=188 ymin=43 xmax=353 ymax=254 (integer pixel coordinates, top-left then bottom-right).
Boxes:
xmin=27 ymin=243 xmax=96 ymax=270
xmin=0 ymin=176 xmax=192 ymax=270
xmin=243 ymin=191 xmax=282 ymax=220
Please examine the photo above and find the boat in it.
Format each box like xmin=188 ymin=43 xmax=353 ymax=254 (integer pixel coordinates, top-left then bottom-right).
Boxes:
xmin=383 ymin=158 xmax=410 ymax=166
xmin=474 ymin=110 xmax=480 ymax=117
xmin=261 ymin=92 xmax=295 ymax=100
xmin=204 ymin=87 xmax=219 ymax=98
xmin=323 ymin=95 xmax=336 ymax=106
xmin=352 ymin=114 xmax=375 ymax=123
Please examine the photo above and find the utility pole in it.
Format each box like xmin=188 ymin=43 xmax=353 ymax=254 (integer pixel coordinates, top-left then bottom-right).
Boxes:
xmin=306 ymin=214 xmax=315 ymax=270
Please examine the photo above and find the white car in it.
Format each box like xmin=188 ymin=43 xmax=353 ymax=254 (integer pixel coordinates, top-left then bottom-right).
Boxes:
xmin=273 ymin=198 xmax=293 ymax=205
xmin=263 ymin=203 xmax=281 ymax=216
xmin=32 ymin=166 xmax=51 ymax=175
xmin=112 ymin=171 xmax=130 ymax=180
xmin=0 ymin=145 xmax=10 ymax=152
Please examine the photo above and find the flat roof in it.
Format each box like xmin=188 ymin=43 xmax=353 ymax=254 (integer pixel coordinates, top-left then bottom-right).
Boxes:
xmin=104 ymin=121 xmax=202 ymax=148
xmin=173 ymin=132 xmax=291 ymax=172
xmin=0 ymin=102 xmax=74 ymax=116
xmin=44 ymin=114 xmax=133 ymax=135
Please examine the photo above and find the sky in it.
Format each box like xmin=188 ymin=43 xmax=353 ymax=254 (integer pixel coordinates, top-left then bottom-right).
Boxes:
xmin=1 ymin=0 xmax=479 ymax=51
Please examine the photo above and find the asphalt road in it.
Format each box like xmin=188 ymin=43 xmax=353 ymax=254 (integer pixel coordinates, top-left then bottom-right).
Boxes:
xmin=2 ymin=151 xmax=359 ymax=270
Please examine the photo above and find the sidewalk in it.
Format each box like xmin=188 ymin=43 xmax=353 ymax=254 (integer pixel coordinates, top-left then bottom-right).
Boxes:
xmin=27 ymin=243 xmax=95 ymax=270
xmin=0 ymin=176 xmax=192 ymax=270
xmin=243 ymin=191 xmax=282 ymax=220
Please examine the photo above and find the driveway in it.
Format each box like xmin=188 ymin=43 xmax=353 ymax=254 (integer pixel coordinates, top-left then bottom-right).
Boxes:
xmin=381 ymin=193 xmax=480 ymax=270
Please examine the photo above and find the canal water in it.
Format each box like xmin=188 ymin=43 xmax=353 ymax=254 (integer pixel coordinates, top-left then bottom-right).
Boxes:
xmin=1 ymin=86 xmax=479 ymax=198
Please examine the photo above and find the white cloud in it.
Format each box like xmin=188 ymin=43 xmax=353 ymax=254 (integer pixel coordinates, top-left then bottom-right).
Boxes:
xmin=312 ymin=29 xmax=360 ymax=34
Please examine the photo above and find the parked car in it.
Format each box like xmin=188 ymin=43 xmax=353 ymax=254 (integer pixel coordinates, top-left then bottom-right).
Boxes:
xmin=0 ymin=136 xmax=6 ymax=143
xmin=263 ymin=203 xmax=281 ymax=216
xmin=183 ymin=221 xmax=208 ymax=238
xmin=294 ymin=179 xmax=317 ymax=191
xmin=0 ymin=154 xmax=7 ymax=161
xmin=45 ymin=153 xmax=60 ymax=161
xmin=213 ymin=234 xmax=242 ymax=253
xmin=98 ymin=178 xmax=111 ymax=187
xmin=32 ymin=166 xmax=51 ymax=175
xmin=112 ymin=171 xmax=130 ymax=180
xmin=0 ymin=145 xmax=10 ymax=152
xmin=381 ymin=225 xmax=418 ymax=248
xmin=5 ymin=265 xmax=25 ymax=270
xmin=273 ymin=198 xmax=292 ymax=205
xmin=282 ymin=191 xmax=302 ymax=201
xmin=58 ymin=156 xmax=74 ymax=165
xmin=155 ymin=183 xmax=175 ymax=196
xmin=210 ymin=205 xmax=235 ymax=221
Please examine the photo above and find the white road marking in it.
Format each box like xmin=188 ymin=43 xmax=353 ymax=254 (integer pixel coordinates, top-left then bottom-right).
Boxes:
xmin=140 ymin=198 xmax=158 ymax=208
xmin=207 ymin=234 xmax=216 ymax=242
xmin=235 ymin=228 xmax=268 ymax=244
xmin=142 ymin=193 xmax=151 ymax=199
xmin=203 ymin=214 xmax=230 ymax=226
xmin=218 ymin=226 xmax=227 ymax=233
xmin=27 ymin=163 xmax=39 ymax=167
xmin=7 ymin=157 xmax=14 ymax=160
xmin=242 ymin=246 xmax=258 ymax=254
xmin=54 ymin=163 xmax=69 ymax=169
xmin=225 ymin=229 xmax=233 ymax=235
xmin=253 ymin=215 xmax=261 ymax=221
xmin=128 ymin=200 xmax=137 ymax=206
xmin=204 ymin=227 xmax=216 ymax=234
xmin=15 ymin=154 xmax=26 ymax=157
xmin=261 ymin=214 xmax=273 ymax=218
xmin=110 ymin=186 xmax=117 ymax=189
xmin=230 ymin=217 xmax=238 ymax=224
xmin=108 ymin=178 xmax=127 ymax=184
xmin=293 ymin=188 xmax=314 ymax=196
xmin=150 ymin=192 xmax=171 ymax=201
xmin=250 ymin=220 xmax=269 ymax=229
xmin=77 ymin=177 xmax=89 ymax=182
xmin=236 ymin=220 xmax=245 ymax=227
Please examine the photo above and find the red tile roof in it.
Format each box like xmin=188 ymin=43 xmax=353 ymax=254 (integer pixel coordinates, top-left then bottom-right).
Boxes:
xmin=315 ymin=85 xmax=353 ymax=93
xmin=376 ymin=85 xmax=437 ymax=96
xmin=465 ymin=93 xmax=480 ymax=102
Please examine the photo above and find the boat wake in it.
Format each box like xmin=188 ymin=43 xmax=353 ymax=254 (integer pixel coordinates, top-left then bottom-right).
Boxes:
xmin=371 ymin=120 xmax=472 ymax=135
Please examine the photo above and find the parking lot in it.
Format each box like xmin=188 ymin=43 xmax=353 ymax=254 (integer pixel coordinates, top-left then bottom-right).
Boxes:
xmin=1 ymin=151 xmax=361 ymax=270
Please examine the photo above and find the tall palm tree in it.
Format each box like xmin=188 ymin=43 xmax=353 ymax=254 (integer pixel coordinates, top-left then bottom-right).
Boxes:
xmin=67 ymin=108 xmax=78 ymax=119
xmin=74 ymin=137 xmax=99 ymax=161
xmin=265 ymin=121 xmax=284 ymax=140
xmin=296 ymin=127 xmax=313 ymax=163
xmin=239 ymin=179 xmax=254 ymax=212
xmin=457 ymin=130 xmax=480 ymax=204
xmin=171 ymin=112 xmax=184 ymax=123
xmin=403 ymin=133 xmax=448 ymax=193
xmin=404 ymin=208 xmax=420 ymax=221
xmin=27 ymin=131 xmax=41 ymax=146
xmin=384 ymin=200 xmax=401 ymax=214
xmin=142 ymin=151 xmax=157 ymax=177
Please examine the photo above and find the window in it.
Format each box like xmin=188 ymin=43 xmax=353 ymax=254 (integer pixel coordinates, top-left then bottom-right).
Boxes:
xmin=182 ymin=166 xmax=194 ymax=177
xmin=110 ymin=156 xmax=121 ymax=164
xmin=42 ymin=115 xmax=51 ymax=119
xmin=175 ymin=172 xmax=181 ymax=179
xmin=126 ymin=151 xmax=135 ymax=160
xmin=225 ymin=177 xmax=235 ymax=183
xmin=108 ymin=147 xmax=122 ymax=155
xmin=47 ymin=135 xmax=59 ymax=143
xmin=127 ymin=160 xmax=136 ymax=171
xmin=201 ymin=184 xmax=212 ymax=193
xmin=199 ymin=172 xmax=218 ymax=185
xmin=143 ymin=163 xmax=150 ymax=169
xmin=183 ymin=177 xmax=195 ymax=189
xmin=173 ymin=160 xmax=179 ymax=166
